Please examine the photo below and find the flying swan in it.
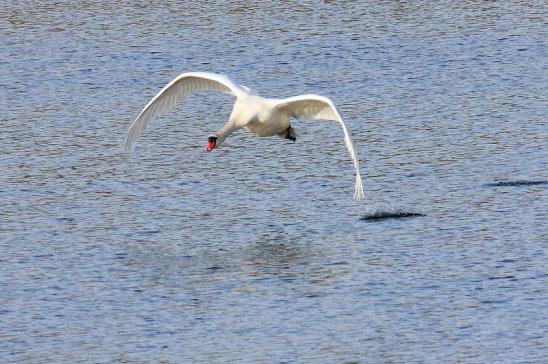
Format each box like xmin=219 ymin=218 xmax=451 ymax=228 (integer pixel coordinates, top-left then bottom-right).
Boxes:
xmin=123 ymin=72 xmax=364 ymax=200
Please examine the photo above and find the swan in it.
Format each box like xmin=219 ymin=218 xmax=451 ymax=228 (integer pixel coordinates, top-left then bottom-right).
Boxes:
xmin=123 ymin=71 xmax=364 ymax=200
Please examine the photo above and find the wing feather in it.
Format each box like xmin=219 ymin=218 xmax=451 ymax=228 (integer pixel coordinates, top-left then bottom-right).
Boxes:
xmin=123 ymin=72 xmax=247 ymax=151
xmin=275 ymin=95 xmax=365 ymax=200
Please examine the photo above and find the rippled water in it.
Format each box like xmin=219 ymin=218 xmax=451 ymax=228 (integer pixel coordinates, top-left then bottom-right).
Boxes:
xmin=1 ymin=1 xmax=547 ymax=363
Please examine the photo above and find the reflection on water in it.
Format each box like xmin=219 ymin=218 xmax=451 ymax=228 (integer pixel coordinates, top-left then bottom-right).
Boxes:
xmin=1 ymin=1 xmax=547 ymax=363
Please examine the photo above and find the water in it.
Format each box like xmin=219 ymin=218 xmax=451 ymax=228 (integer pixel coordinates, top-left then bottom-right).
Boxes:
xmin=1 ymin=1 xmax=547 ymax=363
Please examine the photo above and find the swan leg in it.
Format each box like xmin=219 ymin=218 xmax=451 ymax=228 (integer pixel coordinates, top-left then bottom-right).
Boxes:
xmin=282 ymin=125 xmax=297 ymax=142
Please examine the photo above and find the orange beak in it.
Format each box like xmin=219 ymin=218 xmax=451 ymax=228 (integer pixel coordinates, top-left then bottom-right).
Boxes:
xmin=206 ymin=137 xmax=216 ymax=152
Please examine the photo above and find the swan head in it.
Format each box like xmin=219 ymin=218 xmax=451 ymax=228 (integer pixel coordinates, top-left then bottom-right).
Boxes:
xmin=205 ymin=135 xmax=218 ymax=152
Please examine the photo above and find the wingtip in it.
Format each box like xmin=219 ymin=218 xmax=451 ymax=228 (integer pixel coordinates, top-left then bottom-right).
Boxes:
xmin=122 ymin=139 xmax=135 ymax=153
xmin=354 ymin=172 xmax=365 ymax=200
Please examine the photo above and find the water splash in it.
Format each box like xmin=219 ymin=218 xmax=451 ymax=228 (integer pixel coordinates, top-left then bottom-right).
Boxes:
xmin=360 ymin=205 xmax=426 ymax=221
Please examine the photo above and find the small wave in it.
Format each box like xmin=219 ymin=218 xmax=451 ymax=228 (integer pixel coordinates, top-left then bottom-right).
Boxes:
xmin=360 ymin=206 xmax=426 ymax=221
xmin=486 ymin=180 xmax=547 ymax=187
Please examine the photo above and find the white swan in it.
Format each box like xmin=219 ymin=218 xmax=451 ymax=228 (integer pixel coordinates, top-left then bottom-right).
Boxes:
xmin=124 ymin=71 xmax=364 ymax=200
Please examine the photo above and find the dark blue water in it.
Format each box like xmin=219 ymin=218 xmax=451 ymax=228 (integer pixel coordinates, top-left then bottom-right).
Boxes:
xmin=1 ymin=1 xmax=547 ymax=363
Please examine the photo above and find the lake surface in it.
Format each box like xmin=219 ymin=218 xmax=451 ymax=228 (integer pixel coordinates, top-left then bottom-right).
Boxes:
xmin=1 ymin=1 xmax=547 ymax=363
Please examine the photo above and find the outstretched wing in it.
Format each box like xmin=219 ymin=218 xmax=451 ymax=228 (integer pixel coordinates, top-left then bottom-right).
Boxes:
xmin=123 ymin=72 xmax=248 ymax=151
xmin=274 ymin=94 xmax=364 ymax=200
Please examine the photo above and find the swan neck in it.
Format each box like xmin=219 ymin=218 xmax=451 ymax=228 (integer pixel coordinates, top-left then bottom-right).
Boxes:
xmin=216 ymin=120 xmax=239 ymax=144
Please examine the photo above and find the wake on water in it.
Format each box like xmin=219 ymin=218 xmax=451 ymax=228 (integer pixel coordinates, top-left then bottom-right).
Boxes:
xmin=485 ymin=179 xmax=547 ymax=187
xmin=359 ymin=179 xmax=545 ymax=221
xmin=360 ymin=205 xmax=426 ymax=221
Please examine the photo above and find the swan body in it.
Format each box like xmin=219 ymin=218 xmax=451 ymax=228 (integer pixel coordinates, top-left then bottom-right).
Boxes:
xmin=124 ymin=71 xmax=364 ymax=200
